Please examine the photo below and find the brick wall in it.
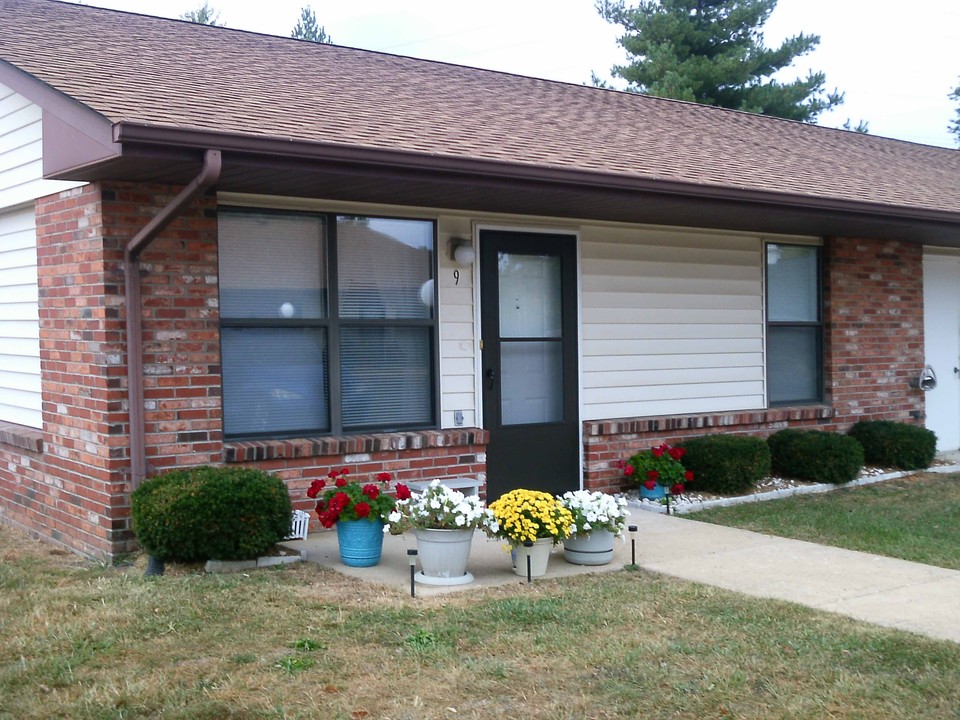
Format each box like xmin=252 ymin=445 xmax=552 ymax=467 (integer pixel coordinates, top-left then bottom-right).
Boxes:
xmin=584 ymin=236 xmax=926 ymax=494
xmin=823 ymin=236 xmax=925 ymax=422
xmin=225 ymin=429 xmax=489 ymax=528
xmin=1 ymin=182 xmax=488 ymax=558
xmin=30 ymin=184 xmax=129 ymax=557
xmin=111 ymin=185 xmax=223 ymax=473
xmin=0 ymin=181 xmax=222 ymax=559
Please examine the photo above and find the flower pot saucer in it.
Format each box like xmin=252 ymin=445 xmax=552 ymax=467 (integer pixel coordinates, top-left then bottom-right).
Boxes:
xmin=414 ymin=571 xmax=475 ymax=586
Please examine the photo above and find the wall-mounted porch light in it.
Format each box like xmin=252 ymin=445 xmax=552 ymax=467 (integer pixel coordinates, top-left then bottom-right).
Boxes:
xmin=449 ymin=237 xmax=475 ymax=266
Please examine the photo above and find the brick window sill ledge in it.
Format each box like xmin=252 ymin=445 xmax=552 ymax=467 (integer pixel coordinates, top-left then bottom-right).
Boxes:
xmin=224 ymin=428 xmax=490 ymax=463
xmin=0 ymin=421 xmax=44 ymax=453
xmin=584 ymin=406 xmax=833 ymax=437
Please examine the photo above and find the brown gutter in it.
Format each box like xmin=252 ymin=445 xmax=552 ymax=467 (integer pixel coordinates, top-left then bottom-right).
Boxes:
xmin=125 ymin=149 xmax=222 ymax=488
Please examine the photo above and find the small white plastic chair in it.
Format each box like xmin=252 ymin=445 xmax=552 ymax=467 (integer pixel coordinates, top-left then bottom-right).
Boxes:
xmin=285 ymin=509 xmax=311 ymax=540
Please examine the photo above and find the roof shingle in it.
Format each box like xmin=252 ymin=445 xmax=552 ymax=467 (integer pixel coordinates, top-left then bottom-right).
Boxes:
xmin=2 ymin=0 xmax=959 ymax=216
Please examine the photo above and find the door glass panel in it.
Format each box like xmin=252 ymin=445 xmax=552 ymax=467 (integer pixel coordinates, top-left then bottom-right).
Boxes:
xmin=500 ymin=341 xmax=563 ymax=425
xmin=498 ymin=253 xmax=561 ymax=338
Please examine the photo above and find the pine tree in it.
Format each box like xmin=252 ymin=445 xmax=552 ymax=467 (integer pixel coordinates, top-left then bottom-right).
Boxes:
xmin=949 ymin=79 xmax=960 ymax=147
xmin=179 ymin=2 xmax=223 ymax=26
xmin=598 ymin=0 xmax=843 ymax=123
xmin=291 ymin=6 xmax=331 ymax=43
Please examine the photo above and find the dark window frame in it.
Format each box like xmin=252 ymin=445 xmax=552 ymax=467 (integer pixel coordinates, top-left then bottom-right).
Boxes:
xmin=218 ymin=207 xmax=440 ymax=440
xmin=765 ymin=242 xmax=823 ymax=406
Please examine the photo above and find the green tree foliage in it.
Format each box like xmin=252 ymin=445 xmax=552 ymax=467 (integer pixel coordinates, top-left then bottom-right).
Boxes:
xmin=292 ymin=5 xmax=332 ymax=43
xmin=950 ymin=79 xmax=960 ymax=147
xmin=842 ymin=118 xmax=869 ymax=134
xmin=180 ymin=1 xmax=223 ymax=26
xmin=597 ymin=0 xmax=844 ymax=122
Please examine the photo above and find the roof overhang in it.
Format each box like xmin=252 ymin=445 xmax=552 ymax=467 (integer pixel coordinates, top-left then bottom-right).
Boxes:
xmin=105 ymin=122 xmax=960 ymax=247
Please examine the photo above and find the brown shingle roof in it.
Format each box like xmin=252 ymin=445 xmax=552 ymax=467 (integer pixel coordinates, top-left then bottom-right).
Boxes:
xmin=2 ymin=0 xmax=959 ymax=216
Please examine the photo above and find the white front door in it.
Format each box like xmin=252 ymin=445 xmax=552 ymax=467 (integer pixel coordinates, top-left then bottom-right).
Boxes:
xmin=923 ymin=254 xmax=960 ymax=451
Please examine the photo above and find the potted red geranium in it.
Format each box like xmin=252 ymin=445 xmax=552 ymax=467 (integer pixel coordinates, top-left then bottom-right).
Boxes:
xmin=306 ymin=468 xmax=411 ymax=567
xmin=621 ymin=443 xmax=694 ymax=501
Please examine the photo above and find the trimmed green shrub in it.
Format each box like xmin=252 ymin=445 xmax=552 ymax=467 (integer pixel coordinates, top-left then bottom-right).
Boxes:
xmin=131 ymin=465 xmax=293 ymax=562
xmin=847 ymin=420 xmax=937 ymax=470
xmin=681 ymin=434 xmax=771 ymax=495
xmin=767 ymin=429 xmax=864 ymax=484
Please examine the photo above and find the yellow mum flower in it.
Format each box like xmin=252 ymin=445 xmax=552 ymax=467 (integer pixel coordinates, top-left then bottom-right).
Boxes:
xmin=487 ymin=489 xmax=574 ymax=545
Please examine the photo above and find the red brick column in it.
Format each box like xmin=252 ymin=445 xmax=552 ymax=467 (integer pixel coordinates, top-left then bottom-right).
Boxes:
xmin=823 ymin=237 xmax=925 ymax=424
xmin=27 ymin=184 xmax=128 ymax=557
xmin=101 ymin=184 xmax=222 ymax=474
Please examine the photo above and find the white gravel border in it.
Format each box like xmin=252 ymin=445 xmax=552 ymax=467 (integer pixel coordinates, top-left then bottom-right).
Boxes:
xmin=627 ymin=460 xmax=960 ymax=515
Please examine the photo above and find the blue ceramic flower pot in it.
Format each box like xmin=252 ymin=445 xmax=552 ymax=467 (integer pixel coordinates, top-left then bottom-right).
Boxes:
xmin=639 ymin=484 xmax=667 ymax=500
xmin=336 ymin=518 xmax=385 ymax=567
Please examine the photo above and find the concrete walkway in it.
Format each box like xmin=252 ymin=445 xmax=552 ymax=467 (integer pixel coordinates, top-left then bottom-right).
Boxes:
xmin=283 ymin=504 xmax=960 ymax=645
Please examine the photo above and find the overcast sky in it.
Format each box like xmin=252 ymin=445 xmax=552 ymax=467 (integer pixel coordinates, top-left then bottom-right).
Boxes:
xmin=69 ymin=0 xmax=960 ymax=148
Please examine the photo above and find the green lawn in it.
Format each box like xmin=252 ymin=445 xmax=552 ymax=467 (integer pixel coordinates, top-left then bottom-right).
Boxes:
xmin=693 ymin=472 xmax=960 ymax=570
xmin=2 ymin=523 xmax=960 ymax=719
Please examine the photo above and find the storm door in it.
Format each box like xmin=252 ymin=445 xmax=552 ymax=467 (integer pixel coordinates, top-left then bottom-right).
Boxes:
xmin=480 ymin=230 xmax=579 ymax=500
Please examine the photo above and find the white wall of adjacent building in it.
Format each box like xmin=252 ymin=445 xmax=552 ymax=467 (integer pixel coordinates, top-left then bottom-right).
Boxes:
xmin=0 ymin=82 xmax=84 ymax=428
xmin=923 ymin=250 xmax=960 ymax=452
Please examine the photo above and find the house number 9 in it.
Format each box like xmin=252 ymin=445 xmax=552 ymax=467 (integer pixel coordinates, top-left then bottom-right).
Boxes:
xmin=453 ymin=269 xmax=460 ymax=285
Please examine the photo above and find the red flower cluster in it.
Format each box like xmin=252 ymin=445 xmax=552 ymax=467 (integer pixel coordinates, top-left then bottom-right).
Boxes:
xmin=652 ymin=443 xmax=685 ymax=462
xmin=307 ymin=468 xmax=410 ymax=528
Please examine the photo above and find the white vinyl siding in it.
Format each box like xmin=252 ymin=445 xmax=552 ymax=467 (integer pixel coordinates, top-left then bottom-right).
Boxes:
xmin=0 ymin=82 xmax=83 ymax=208
xmin=437 ymin=216 xmax=478 ymax=429
xmin=0 ymin=82 xmax=84 ymax=429
xmin=0 ymin=204 xmax=41 ymax=428
xmin=580 ymin=226 xmax=765 ymax=420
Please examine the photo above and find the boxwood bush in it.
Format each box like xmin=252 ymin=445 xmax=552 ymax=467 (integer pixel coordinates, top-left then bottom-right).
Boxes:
xmin=681 ymin=434 xmax=771 ymax=495
xmin=767 ymin=429 xmax=864 ymax=484
xmin=131 ymin=465 xmax=293 ymax=562
xmin=847 ymin=420 xmax=937 ymax=470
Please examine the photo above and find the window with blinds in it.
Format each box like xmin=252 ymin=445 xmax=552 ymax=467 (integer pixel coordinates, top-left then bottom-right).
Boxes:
xmin=219 ymin=209 xmax=437 ymax=438
xmin=765 ymin=243 xmax=822 ymax=404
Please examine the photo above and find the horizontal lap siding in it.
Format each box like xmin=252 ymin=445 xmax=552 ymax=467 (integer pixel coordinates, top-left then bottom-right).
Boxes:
xmin=0 ymin=83 xmax=84 ymax=208
xmin=580 ymin=226 xmax=764 ymax=421
xmin=0 ymin=84 xmax=84 ymax=428
xmin=0 ymin=204 xmax=41 ymax=427
xmin=437 ymin=217 xmax=477 ymax=429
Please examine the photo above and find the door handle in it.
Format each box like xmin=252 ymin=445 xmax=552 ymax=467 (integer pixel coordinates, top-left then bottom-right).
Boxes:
xmin=485 ymin=368 xmax=496 ymax=390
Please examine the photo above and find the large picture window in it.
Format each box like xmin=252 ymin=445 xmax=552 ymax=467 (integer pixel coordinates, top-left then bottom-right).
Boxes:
xmin=219 ymin=210 xmax=437 ymax=438
xmin=766 ymin=243 xmax=822 ymax=405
